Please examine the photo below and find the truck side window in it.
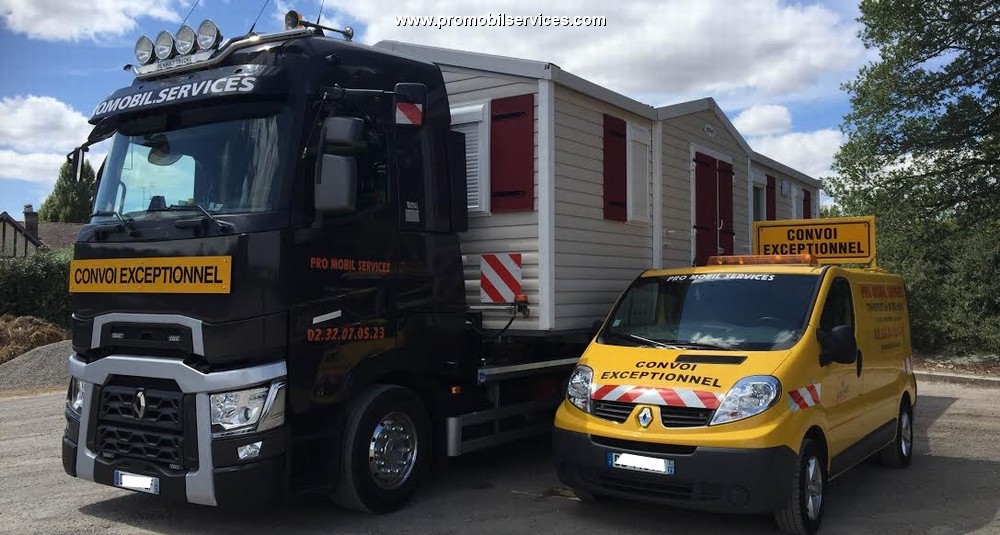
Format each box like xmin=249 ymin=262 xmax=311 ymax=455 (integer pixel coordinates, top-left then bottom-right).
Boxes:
xmin=820 ymin=278 xmax=854 ymax=331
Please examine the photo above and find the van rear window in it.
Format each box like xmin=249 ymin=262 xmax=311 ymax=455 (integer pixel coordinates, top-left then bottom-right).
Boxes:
xmin=600 ymin=273 xmax=820 ymax=351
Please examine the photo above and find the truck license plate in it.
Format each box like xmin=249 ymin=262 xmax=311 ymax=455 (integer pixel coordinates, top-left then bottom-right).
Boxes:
xmin=114 ymin=470 xmax=160 ymax=495
xmin=607 ymin=452 xmax=674 ymax=475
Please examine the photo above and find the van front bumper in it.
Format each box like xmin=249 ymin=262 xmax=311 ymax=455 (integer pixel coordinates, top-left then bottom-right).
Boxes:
xmin=553 ymin=427 xmax=797 ymax=514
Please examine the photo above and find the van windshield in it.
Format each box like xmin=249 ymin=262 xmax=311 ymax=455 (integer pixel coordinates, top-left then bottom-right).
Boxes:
xmin=599 ymin=273 xmax=820 ymax=351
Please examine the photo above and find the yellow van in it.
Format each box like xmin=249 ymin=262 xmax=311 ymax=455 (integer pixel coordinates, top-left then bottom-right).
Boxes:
xmin=553 ymin=255 xmax=916 ymax=535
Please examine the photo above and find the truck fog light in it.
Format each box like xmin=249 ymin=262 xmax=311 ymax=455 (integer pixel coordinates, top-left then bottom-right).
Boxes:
xmin=567 ymin=365 xmax=593 ymax=413
xmin=175 ymin=25 xmax=196 ymax=55
xmin=154 ymin=30 xmax=175 ymax=60
xmin=237 ymin=441 xmax=262 ymax=460
xmin=134 ymin=36 xmax=154 ymax=65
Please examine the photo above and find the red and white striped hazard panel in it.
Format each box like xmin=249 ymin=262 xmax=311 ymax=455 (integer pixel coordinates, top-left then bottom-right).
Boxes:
xmin=395 ymin=102 xmax=423 ymax=125
xmin=480 ymin=253 xmax=522 ymax=303
xmin=787 ymin=384 xmax=821 ymax=412
xmin=592 ymin=385 xmax=725 ymax=409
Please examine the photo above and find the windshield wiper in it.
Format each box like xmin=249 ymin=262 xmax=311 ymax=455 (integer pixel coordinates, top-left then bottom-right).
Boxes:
xmin=165 ymin=204 xmax=235 ymax=233
xmin=90 ymin=210 xmax=135 ymax=235
xmin=604 ymin=331 xmax=680 ymax=349
xmin=660 ymin=340 xmax=732 ymax=350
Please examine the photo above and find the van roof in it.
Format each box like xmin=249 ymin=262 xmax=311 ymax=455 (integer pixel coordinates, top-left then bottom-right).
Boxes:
xmin=641 ymin=264 xmax=827 ymax=278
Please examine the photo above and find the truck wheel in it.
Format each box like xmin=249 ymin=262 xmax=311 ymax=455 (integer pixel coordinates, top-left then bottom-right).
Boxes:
xmin=774 ymin=437 xmax=826 ymax=535
xmin=332 ymin=384 xmax=430 ymax=513
xmin=879 ymin=399 xmax=913 ymax=468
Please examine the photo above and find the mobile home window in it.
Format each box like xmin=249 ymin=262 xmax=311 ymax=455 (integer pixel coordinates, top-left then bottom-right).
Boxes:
xmin=627 ymin=124 xmax=651 ymax=224
xmin=451 ymin=103 xmax=490 ymax=213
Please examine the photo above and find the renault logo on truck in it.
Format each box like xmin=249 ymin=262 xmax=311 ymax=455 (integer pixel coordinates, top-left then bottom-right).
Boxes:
xmin=132 ymin=390 xmax=147 ymax=419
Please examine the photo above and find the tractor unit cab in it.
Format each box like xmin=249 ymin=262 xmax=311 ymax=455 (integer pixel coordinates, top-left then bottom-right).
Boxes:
xmin=61 ymin=12 xmax=534 ymax=512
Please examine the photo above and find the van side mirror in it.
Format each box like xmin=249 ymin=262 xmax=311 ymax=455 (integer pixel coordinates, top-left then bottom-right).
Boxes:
xmin=819 ymin=325 xmax=858 ymax=366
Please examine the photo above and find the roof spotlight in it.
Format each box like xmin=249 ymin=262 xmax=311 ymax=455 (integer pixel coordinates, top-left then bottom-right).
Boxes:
xmin=134 ymin=35 xmax=154 ymax=65
xmin=154 ymin=30 xmax=175 ymax=60
xmin=175 ymin=25 xmax=196 ymax=55
xmin=196 ymin=19 xmax=221 ymax=50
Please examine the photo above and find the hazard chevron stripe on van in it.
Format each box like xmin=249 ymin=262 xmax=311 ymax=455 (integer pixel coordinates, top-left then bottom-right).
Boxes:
xmin=592 ymin=385 xmax=725 ymax=409
xmin=787 ymin=384 xmax=822 ymax=412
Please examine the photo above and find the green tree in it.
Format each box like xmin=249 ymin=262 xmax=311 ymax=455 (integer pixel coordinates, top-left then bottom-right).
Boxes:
xmin=39 ymin=159 xmax=96 ymax=222
xmin=828 ymin=0 xmax=1000 ymax=355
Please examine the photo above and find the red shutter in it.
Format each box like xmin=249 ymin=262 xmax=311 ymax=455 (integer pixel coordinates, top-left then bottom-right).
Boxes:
xmin=603 ymin=114 xmax=627 ymax=221
xmin=803 ymin=190 xmax=813 ymax=219
xmin=718 ymin=161 xmax=734 ymax=255
xmin=765 ymin=175 xmax=776 ymax=220
xmin=693 ymin=152 xmax=718 ymax=266
xmin=490 ymin=94 xmax=534 ymax=212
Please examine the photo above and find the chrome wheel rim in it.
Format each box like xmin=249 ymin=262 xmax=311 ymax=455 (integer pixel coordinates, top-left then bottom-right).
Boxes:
xmin=368 ymin=411 xmax=418 ymax=490
xmin=900 ymin=411 xmax=913 ymax=457
xmin=805 ymin=456 xmax=824 ymax=521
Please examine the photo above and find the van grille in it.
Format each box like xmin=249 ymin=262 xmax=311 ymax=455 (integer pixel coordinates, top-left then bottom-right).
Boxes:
xmin=592 ymin=400 xmax=714 ymax=427
xmin=592 ymin=400 xmax=634 ymax=423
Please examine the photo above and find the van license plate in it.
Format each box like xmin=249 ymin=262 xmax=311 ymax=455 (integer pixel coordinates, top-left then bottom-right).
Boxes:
xmin=113 ymin=470 xmax=160 ymax=495
xmin=607 ymin=452 xmax=674 ymax=475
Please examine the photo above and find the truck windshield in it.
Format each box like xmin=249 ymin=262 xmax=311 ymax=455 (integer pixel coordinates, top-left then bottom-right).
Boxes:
xmin=600 ymin=274 xmax=820 ymax=351
xmin=92 ymin=102 xmax=292 ymax=222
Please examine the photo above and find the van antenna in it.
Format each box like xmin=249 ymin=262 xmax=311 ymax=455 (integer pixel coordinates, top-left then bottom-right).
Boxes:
xmin=316 ymin=0 xmax=325 ymax=24
xmin=247 ymin=0 xmax=273 ymax=35
xmin=178 ymin=0 xmax=200 ymax=30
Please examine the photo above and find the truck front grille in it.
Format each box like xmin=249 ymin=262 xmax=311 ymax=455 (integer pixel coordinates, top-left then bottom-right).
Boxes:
xmin=95 ymin=384 xmax=195 ymax=470
xmin=592 ymin=400 xmax=714 ymax=427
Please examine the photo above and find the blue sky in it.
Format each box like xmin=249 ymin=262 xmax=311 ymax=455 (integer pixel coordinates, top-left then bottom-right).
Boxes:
xmin=0 ymin=0 xmax=868 ymax=219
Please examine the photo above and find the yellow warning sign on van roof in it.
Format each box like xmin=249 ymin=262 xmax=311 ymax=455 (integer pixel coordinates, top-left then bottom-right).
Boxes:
xmin=753 ymin=216 xmax=876 ymax=265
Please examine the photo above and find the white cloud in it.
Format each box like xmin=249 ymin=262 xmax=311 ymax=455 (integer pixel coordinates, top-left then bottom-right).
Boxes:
xmin=0 ymin=0 xmax=181 ymax=42
xmin=0 ymin=95 xmax=107 ymax=187
xmin=0 ymin=95 xmax=92 ymax=154
xmin=733 ymin=105 xmax=791 ymax=136
xmin=749 ymin=129 xmax=844 ymax=179
xmin=334 ymin=0 xmax=861 ymax=104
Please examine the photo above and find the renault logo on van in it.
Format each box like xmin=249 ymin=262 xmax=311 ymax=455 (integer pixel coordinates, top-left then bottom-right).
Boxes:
xmin=637 ymin=406 xmax=653 ymax=428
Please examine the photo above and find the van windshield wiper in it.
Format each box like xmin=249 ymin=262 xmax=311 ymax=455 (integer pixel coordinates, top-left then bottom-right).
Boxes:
xmin=164 ymin=204 xmax=235 ymax=233
xmin=604 ymin=331 xmax=680 ymax=349
xmin=661 ymin=340 xmax=732 ymax=350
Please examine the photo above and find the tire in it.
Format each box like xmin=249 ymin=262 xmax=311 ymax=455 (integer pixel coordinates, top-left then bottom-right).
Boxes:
xmin=332 ymin=384 xmax=431 ymax=513
xmin=774 ymin=437 xmax=827 ymax=535
xmin=879 ymin=399 xmax=913 ymax=468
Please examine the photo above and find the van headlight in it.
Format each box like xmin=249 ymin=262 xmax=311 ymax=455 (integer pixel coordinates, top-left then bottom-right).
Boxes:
xmin=566 ymin=365 xmax=593 ymax=413
xmin=211 ymin=381 xmax=286 ymax=438
xmin=710 ymin=375 xmax=780 ymax=425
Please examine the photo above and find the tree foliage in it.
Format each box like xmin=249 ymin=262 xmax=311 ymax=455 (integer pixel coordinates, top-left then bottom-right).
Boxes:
xmin=39 ymin=159 xmax=96 ymax=223
xmin=828 ymin=0 xmax=1000 ymax=355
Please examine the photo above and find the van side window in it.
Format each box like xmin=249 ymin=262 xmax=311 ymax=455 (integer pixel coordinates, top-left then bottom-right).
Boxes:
xmin=820 ymin=278 xmax=854 ymax=331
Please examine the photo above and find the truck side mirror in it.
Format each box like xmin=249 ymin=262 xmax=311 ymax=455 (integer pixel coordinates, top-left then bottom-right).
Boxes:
xmin=393 ymin=82 xmax=427 ymax=124
xmin=315 ymin=155 xmax=357 ymax=213
xmin=67 ymin=146 xmax=87 ymax=183
xmin=314 ymin=117 xmax=364 ymax=214
xmin=819 ymin=324 xmax=858 ymax=366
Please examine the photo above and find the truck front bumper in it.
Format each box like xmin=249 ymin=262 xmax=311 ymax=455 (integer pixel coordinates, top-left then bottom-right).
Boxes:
xmin=553 ymin=427 xmax=797 ymax=514
xmin=62 ymin=353 xmax=287 ymax=507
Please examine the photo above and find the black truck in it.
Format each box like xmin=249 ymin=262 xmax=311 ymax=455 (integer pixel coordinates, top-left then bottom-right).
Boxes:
xmin=62 ymin=13 xmax=587 ymax=512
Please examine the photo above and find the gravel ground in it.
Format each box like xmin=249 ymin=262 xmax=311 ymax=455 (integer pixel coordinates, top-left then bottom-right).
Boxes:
xmin=0 ymin=340 xmax=71 ymax=392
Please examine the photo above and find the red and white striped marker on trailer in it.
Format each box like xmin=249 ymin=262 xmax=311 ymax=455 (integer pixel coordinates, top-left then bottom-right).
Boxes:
xmin=395 ymin=102 xmax=423 ymax=125
xmin=480 ymin=253 xmax=522 ymax=303
xmin=787 ymin=384 xmax=822 ymax=412
xmin=591 ymin=385 xmax=725 ymax=409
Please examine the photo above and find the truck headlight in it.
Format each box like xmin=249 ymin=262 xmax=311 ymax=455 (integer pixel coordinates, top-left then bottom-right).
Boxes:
xmin=66 ymin=377 xmax=85 ymax=416
xmin=710 ymin=375 xmax=781 ymax=425
xmin=567 ymin=365 xmax=593 ymax=413
xmin=211 ymin=381 xmax=286 ymax=438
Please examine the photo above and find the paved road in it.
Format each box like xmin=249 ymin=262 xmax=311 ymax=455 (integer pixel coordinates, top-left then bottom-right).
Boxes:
xmin=1 ymin=381 xmax=998 ymax=535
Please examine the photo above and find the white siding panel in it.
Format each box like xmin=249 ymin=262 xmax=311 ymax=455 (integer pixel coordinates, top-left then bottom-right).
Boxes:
xmin=552 ymin=86 xmax=654 ymax=330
